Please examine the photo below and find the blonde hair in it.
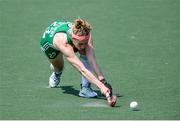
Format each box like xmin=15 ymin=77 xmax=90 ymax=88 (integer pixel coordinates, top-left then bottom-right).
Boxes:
xmin=73 ymin=18 xmax=92 ymax=36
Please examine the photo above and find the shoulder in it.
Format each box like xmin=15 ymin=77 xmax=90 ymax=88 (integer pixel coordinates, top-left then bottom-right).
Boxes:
xmin=53 ymin=32 xmax=70 ymax=50
xmin=53 ymin=32 xmax=67 ymax=44
xmin=53 ymin=33 xmax=75 ymax=57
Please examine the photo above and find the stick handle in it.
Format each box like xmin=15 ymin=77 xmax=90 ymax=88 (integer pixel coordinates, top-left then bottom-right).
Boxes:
xmin=106 ymin=92 xmax=111 ymax=100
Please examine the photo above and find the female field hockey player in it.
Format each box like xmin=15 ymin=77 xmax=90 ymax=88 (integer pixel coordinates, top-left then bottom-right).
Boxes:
xmin=40 ymin=18 xmax=116 ymax=106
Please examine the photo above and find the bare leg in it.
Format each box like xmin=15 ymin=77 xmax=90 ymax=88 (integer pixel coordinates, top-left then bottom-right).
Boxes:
xmin=49 ymin=53 xmax=64 ymax=73
xmin=48 ymin=53 xmax=64 ymax=87
xmin=79 ymin=55 xmax=98 ymax=98
xmin=80 ymin=55 xmax=92 ymax=87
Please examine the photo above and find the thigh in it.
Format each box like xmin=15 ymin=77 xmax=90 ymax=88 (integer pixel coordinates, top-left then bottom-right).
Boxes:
xmin=41 ymin=42 xmax=64 ymax=70
xmin=49 ymin=53 xmax=64 ymax=71
xmin=41 ymin=43 xmax=60 ymax=59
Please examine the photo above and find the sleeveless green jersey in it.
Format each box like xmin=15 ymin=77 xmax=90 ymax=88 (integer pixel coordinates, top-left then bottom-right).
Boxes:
xmin=40 ymin=21 xmax=73 ymax=47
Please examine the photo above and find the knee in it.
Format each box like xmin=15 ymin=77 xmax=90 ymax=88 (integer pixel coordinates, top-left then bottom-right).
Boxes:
xmin=50 ymin=63 xmax=64 ymax=72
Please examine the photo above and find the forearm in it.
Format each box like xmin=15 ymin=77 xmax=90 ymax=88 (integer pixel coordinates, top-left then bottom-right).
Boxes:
xmin=86 ymin=44 xmax=105 ymax=80
xmin=66 ymin=55 xmax=104 ymax=89
xmin=80 ymin=66 xmax=104 ymax=89
xmin=90 ymin=61 xmax=105 ymax=80
xmin=80 ymin=54 xmax=104 ymax=80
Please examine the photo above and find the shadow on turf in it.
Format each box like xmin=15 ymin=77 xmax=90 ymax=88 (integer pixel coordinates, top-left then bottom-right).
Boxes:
xmin=60 ymin=85 xmax=79 ymax=97
xmin=60 ymin=85 xmax=106 ymax=100
xmin=60 ymin=85 xmax=102 ymax=99
xmin=60 ymin=85 xmax=123 ymax=99
xmin=60 ymin=85 xmax=122 ymax=108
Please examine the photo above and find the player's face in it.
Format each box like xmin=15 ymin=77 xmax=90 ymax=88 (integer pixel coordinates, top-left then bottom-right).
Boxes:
xmin=72 ymin=39 xmax=88 ymax=51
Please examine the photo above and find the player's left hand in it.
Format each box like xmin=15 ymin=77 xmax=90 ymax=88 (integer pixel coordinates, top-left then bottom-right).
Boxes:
xmin=100 ymin=79 xmax=113 ymax=96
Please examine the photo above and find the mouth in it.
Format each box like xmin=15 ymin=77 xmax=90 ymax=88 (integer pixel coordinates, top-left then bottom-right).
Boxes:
xmin=79 ymin=48 xmax=85 ymax=51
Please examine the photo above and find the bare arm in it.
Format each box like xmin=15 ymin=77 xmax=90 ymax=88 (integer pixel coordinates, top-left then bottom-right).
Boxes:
xmin=86 ymin=34 xmax=105 ymax=80
xmin=53 ymin=33 xmax=108 ymax=93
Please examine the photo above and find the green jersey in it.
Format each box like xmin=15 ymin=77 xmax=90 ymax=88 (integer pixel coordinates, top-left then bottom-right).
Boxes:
xmin=40 ymin=21 xmax=72 ymax=47
xmin=40 ymin=21 xmax=73 ymax=59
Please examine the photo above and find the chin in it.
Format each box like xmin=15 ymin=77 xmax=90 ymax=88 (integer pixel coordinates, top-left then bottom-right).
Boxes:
xmin=79 ymin=49 xmax=86 ymax=55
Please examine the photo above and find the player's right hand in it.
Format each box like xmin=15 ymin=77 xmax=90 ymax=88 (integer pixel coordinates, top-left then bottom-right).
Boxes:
xmin=100 ymin=84 xmax=110 ymax=96
xmin=99 ymin=83 xmax=117 ymax=107
xmin=106 ymin=92 xmax=117 ymax=107
xmin=100 ymin=79 xmax=117 ymax=107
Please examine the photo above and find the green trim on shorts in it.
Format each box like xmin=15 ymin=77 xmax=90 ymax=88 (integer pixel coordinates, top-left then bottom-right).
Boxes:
xmin=41 ymin=42 xmax=60 ymax=59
